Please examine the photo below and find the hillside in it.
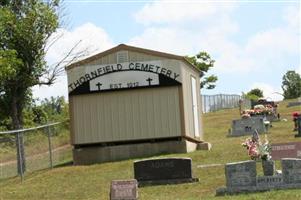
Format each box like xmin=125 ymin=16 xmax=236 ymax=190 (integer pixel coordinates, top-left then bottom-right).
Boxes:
xmin=0 ymin=99 xmax=300 ymax=200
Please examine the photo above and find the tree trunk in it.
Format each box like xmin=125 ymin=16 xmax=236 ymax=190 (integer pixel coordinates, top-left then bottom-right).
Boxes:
xmin=11 ymin=95 xmax=21 ymax=129
xmin=11 ymin=94 xmax=26 ymax=175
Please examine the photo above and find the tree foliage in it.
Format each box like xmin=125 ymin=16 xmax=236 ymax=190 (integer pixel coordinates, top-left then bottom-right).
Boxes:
xmin=0 ymin=0 xmax=60 ymax=129
xmin=186 ymin=52 xmax=218 ymax=89
xmin=282 ymin=70 xmax=301 ymax=99
xmin=247 ymin=88 xmax=264 ymax=99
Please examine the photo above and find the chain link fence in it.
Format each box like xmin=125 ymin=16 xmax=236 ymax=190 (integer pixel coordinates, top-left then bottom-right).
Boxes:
xmin=0 ymin=121 xmax=72 ymax=180
xmin=201 ymin=94 xmax=251 ymax=113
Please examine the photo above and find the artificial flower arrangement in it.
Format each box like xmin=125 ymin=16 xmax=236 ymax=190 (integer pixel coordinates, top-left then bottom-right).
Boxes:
xmin=241 ymin=130 xmax=272 ymax=161
xmin=241 ymin=104 xmax=274 ymax=118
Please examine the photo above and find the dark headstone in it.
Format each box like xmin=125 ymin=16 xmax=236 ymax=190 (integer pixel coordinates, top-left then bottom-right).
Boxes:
xmin=225 ymin=160 xmax=257 ymax=188
xmin=281 ymin=158 xmax=301 ymax=184
xmin=271 ymin=142 xmax=301 ymax=160
xmin=110 ymin=179 xmax=138 ymax=200
xmin=134 ymin=158 xmax=198 ymax=186
xmin=296 ymin=116 xmax=301 ymax=137
xmin=230 ymin=117 xmax=266 ymax=136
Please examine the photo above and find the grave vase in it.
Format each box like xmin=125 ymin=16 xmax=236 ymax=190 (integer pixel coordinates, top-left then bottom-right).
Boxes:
xmin=262 ymin=160 xmax=275 ymax=176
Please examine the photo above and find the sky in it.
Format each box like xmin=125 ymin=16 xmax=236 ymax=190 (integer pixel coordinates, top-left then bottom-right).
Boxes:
xmin=32 ymin=0 xmax=301 ymax=101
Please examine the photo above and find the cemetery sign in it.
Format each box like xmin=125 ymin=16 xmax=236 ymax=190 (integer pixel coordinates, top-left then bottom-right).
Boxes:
xmin=68 ymin=61 xmax=182 ymax=96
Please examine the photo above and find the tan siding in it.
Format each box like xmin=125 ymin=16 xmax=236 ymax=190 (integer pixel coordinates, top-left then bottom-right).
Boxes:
xmin=128 ymin=51 xmax=163 ymax=62
xmin=71 ymin=86 xmax=181 ymax=144
xmin=180 ymin=61 xmax=203 ymax=140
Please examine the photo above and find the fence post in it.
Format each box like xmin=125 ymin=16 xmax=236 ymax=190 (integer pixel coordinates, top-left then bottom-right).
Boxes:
xmin=47 ymin=126 xmax=53 ymax=169
xmin=16 ymin=132 xmax=25 ymax=181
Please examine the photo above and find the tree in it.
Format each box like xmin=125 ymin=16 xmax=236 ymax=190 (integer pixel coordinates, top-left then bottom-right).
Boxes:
xmin=0 ymin=0 xmax=84 ymax=130
xmin=186 ymin=52 xmax=218 ymax=89
xmin=0 ymin=0 xmax=61 ymax=130
xmin=282 ymin=70 xmax=301 ymax=99
xmin=247 ymin=88 xmax=264 ymax=99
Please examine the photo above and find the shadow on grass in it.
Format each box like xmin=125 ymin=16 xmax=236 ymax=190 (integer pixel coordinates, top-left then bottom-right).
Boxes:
xmin=53 ymin=160 xmax=73 ymax=168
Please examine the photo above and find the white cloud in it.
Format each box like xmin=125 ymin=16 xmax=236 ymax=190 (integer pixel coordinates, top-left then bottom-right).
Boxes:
xmin=283 ymin=5 xmax=300 ymax=29
xmin=131 ymin=3 xmax=300 ymax=74
xmin=32 ymin=75 xmax=68 ymax=101
xmin=129 ymin=27 xmax=199 ymax=55
xmin=46 ymin=22 xmax=114 ymax=65
xmin=245 ymin=28 xmax=299 ymax=63
xmin=32 ymin=23 xmax=114 ymax=100
xmin=250 ymin=82 xmax=283 ymax=101
xmin=134 ymin=0 xmax=237 ymax=25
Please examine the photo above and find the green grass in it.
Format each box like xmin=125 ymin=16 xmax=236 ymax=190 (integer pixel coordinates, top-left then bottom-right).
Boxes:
xmin=0 ymin=124 xmax=71 ymax=179
xmin=0 ymin=123 xmax=70 ymax=163
xmin=0 ymin=99 xmax=300 ymax=200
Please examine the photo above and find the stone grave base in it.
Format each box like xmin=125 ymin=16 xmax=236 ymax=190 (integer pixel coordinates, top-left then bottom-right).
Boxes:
xmin=216 ymin=183 xmax=301 ymax=196
xmin=73 ymin=138 xmax=198 ymax=165
xmin=138 ymin=178 xmax=199 ymax=187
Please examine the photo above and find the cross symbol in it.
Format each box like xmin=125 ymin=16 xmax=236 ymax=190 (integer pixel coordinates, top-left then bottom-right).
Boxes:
xmin=146 ymin=78 xmax=153 ymax=86
xmin=96 ymin=82 xmax=102 ymax=90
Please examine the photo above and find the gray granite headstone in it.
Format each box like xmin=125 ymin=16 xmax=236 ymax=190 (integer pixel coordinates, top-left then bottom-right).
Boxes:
xmin=281 ymin=158 xmax=301 ymax=184
xmin=225 ymin=160 xmax=257 ymax=188
xmin=265 ymin=114 xmax=278 ymax=122
xmin=230 ymin=117 xmax=266 ymax=136
xmin=134 ymin=158 xmax=198 ymax=186
xmin=110 ymin=179 xmax=138 ymax=200
xmin=287 ymin=102 xmax=301 ymax=107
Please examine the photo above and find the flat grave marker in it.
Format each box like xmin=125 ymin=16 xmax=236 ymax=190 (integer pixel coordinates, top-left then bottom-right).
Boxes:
xmin=110 ymin=179 xmax=138 ymax=200
xmin=271 ymin=142 xmax=301 ymax=160
xmin=134 ymin=158 xmax=198 ymax=186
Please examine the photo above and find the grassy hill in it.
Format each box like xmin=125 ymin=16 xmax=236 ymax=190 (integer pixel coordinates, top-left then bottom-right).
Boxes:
xmin=0 ymin=99 xmax=300 ymax=200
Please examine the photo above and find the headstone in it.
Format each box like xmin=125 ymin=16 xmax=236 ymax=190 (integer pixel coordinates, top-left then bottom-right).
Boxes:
xmin=265 ymin=114 xmax=279 ymax=122
xmin=287 ymin=102 xmax=301 ymax=107
xmin=217 ymin=158 xmax=301 ymax=196
xmin=133 ymin=158 xmax=198 ymax=186
xmin=271 ymin=142 xmax=301 ymax=160
xmin=225 ymin=160 xmax=257 ymax=188
xmin=110 ymin=179 xmax=138 ymax=200
xmin=281 ymin=158 xmax=301 ymax=184
xmin=230 ymin=117 xmax=266 ymax=136
xmin=296 ymin=116 xmax=301 ymax=137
